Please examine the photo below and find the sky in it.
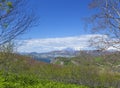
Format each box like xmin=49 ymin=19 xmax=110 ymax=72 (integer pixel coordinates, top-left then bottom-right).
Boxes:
xmin=18 ymin=34 xmax=100 ymax=53
xmin=18 ymin=0 xmax=99 ymax=52
xmin=21 ymin=0 xmax=94 ymax=39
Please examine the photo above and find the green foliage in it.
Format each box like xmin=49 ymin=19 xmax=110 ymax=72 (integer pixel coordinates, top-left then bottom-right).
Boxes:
xmin=0 ymin=1 xmax=13 ymax=9
xmin=0 ymin=52 xmax=120 ymax=88
xmin=0 ymin=71 xmax=89 ymax=88
xmin=94 ymin=57 xmax=103 ymax=62
xmin=7 ymin=2 xmax=13 ymax=8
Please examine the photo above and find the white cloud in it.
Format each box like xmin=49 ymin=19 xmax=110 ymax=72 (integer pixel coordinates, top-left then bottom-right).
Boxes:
xmin=17 ymin=34 xmax=107 ymax=53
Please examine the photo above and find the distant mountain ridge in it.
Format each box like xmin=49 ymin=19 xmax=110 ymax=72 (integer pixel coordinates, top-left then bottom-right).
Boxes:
xmin=21 ymin=48 xmax=119 ymax=63
xmin=27 ymin=48 xmax=80 ymax=58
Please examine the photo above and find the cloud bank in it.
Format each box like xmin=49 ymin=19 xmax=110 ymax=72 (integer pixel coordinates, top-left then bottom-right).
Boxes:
xmin=17 ymin=34 xmax=106 ymax=53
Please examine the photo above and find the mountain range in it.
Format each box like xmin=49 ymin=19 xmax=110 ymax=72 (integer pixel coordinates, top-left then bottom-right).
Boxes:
xmin=21 ymin=48 xmax=118 ymax=63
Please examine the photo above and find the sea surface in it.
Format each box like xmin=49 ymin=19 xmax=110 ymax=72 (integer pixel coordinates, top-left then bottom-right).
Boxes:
xmin=34 ymin=58 xmax=51 ymax=63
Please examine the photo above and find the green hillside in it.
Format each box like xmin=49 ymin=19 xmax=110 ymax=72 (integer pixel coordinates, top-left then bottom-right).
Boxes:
xmin=0 ymin=52 xmax=120 ymax=88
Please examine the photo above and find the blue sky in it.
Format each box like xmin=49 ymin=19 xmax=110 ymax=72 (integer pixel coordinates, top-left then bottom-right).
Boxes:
xmin=22 ymin=0 xmax=94 ymax=39
xmin=18 ymin=0 xmax=102 ymax=52
xmin=17 ymin=0 xmax=119 ymax=53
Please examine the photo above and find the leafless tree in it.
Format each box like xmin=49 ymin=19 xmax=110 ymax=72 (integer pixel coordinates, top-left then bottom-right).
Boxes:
xmin=0 ymin=0 xmax=38 ymax=45
xmin=87 ymin=0 xmax=120 ymax=51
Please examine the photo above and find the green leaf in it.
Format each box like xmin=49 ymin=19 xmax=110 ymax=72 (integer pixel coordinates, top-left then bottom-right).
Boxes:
xmin=7 ymin=2 xmax=13 ymax=8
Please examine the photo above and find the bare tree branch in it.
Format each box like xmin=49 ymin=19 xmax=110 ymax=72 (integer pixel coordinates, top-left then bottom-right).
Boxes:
xmin=0 ymin=0 xmax=39 ymax=45
xmin=87 ymin=0 xmax=120 ymax=51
